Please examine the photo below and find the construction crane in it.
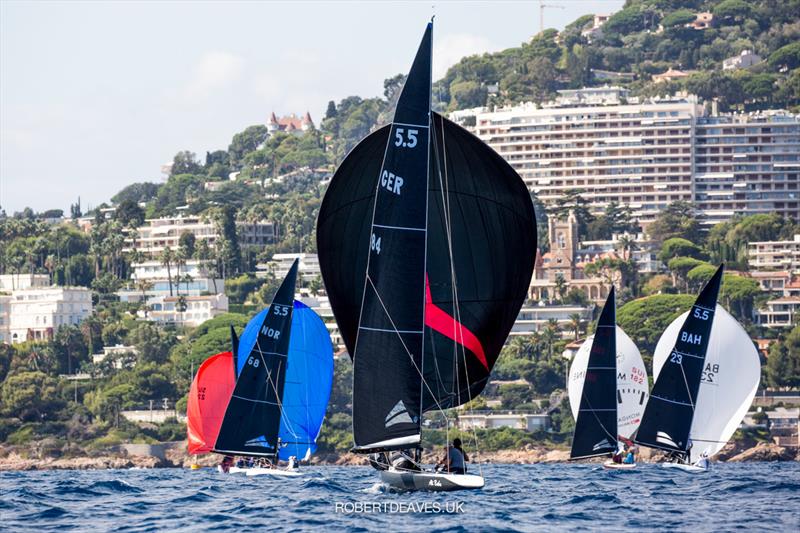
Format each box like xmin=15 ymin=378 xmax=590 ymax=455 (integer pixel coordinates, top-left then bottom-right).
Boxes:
xmin=539 ymin=1 xmax=565 ymax=34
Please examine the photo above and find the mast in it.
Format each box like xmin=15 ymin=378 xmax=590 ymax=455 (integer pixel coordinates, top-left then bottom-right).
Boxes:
xmin=350 ymin=22 xmax=433 ymax=453
xmin=635 ymin=265 xmax=724 ymax=459
xmin=570 ymin=287 xmax=618 ymax=460
xmin=213 ymin=259 xmax=299 ymax=457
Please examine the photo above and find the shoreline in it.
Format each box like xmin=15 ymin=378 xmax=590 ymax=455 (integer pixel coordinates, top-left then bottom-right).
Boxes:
xmin=0 ymin=442 xmax=796 ymax=471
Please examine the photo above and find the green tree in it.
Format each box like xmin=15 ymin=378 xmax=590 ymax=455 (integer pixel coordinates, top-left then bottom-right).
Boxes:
xmin=647 ymin=201 xmax=703 ymax=244
xmin=115 ymin=199 xmax=145 ymax=228
xmin=170 ymin=151 xmax=202 ymax=176
xmin=617 ymin=294 xmax=696 ymax=364
xmin=0 ymin=371 xmax=65 ymax=421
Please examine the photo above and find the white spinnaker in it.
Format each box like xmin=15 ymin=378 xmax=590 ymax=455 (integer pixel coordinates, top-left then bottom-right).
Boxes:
xmin=653 ymin=304 xmax=760 ymax=463
xmin=568 ymin=326 xmax=649 ymax=439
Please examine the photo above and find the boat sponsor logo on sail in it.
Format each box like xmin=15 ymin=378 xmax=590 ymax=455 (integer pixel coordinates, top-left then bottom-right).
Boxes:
xmin=592 ymin=439 xmax=615 ymax=451
xmin=244 ymin=435 xmax=274 ymax=449
xmin=656 ymin=431 xmax=679 ymax=448
xmin=385 ymin=400 xmax=415 ymax=427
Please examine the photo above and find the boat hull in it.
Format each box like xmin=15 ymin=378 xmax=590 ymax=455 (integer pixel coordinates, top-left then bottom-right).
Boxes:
xmin=245 ymin=467 xmax=303 ymax=477
xmin=379 ymin=469 xmax=484 ymax=492
xmin=662 ymin=462 xmax=708 ymax=473
xmin=602 ymin=461 xmax=636 ymax=470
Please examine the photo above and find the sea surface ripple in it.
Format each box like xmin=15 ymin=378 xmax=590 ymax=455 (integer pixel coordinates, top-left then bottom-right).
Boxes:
xmin=1 ymin=463 xmax=798 ymax=532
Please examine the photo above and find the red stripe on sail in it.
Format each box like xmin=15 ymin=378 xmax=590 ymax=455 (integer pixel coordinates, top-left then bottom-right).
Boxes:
xmin=425 ymin=274 xmax=488 ymax=370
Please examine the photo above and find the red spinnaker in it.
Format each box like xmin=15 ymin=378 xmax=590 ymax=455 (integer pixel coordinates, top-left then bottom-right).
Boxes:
xmin=187 ymin=351 xmax=235 ymax=454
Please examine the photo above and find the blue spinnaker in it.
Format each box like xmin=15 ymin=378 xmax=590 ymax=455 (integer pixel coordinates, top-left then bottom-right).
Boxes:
xmin=236 ymin=301 xmax=333 ymax=460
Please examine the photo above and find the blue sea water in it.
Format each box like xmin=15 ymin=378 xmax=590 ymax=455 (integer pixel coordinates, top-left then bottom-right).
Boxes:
xmin=1 ymin=463 xmax=798 ymax=532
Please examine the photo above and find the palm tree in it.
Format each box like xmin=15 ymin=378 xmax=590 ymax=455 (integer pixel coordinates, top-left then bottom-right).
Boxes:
xmin=554 ymin=273 xmax=567 ymax=303
xmin=542 ymin=319 xmax=561 ymax=358
xmin=136 ymin=279 xmax=153 ymax=318
xmin=159 ymin=247 xmax=175 ymax=297
xmin=615 ymin=235 xmax=638 ymax=261
xmin=568 ymin=313 xmax=584 ymax=340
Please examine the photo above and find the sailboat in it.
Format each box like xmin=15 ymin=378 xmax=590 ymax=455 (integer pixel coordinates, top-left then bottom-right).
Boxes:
xmin=187 ymin=260 xmax=334 ymax=477
xmin=567 ymin=288 xmax=649 ymax=469
xmin=316 ymin=21 xmax=537 ymax=491
xmin=634 ymin=265 xmax=760 ymax=473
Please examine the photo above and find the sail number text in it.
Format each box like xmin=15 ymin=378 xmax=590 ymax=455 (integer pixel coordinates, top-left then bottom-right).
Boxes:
xmin=381 ymin=170 xmax=404 ymax=195
xmin=260 ymin=326 xmax=281 ymax=340
xmin=370 ymin=233 xmax=382 ymax=254
xmin=394 ymin=128 xmax=418 ymax=148
xmin=273 ymin=304 xmax=289 ymax=316
xmin=693 ymin=308 xmax=710 ymax=320
xmin=680 ymin=331 xmax=702 ymax=345
xmin=246 ymin=356 xmax=260 ymax=368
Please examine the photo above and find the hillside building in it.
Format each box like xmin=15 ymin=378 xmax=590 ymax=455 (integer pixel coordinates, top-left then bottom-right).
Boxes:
xmin=452 ymin=88 xmax=800 ymax=225
xmin=0 ymin=286 xmax=92 ymax=344
xmin=123 ymin=215 xmax=277 ymax=259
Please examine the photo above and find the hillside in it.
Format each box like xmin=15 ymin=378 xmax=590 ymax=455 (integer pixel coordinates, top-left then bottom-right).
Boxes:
xmin=436 ymin=0 xmax=800 ymax=113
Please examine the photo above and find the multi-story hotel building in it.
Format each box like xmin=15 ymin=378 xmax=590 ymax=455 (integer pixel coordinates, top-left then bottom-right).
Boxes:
xmin=453 ymin=87 xmax=799 ymax=224
xmin=694 ymin=113 xmax=799 ymax=221
xmin=459 ymin=87 xmax=700 ymax=222
xmin=124 ymin=215 xmax=277 ymax=259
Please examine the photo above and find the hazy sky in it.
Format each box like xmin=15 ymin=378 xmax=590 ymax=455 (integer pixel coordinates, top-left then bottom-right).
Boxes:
xmin=0 ymin=0 xmax=623 ymax=213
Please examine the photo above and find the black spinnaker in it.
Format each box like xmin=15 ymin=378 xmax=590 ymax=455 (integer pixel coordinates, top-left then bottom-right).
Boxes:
xmin=570 ymin=288 xmax=618 ymax=460
xmin=316 ymin=23 xmax=537 ymax=453
xmin=213 ymin=260 xmax=299 ymax=457
xmin=634 ymin=265 xmax=724 ymax=457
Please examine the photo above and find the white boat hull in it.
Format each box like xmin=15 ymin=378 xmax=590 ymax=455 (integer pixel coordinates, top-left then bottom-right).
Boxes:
xmin=662 ymin=462 xmax=709 ymax=473
xmin=245 ymin=467 xmax=303 ymax=477
xmin=379 ymin=468 xmax=484 ymax=492
xmin=603 ymin=461 xmax=636 ymax=470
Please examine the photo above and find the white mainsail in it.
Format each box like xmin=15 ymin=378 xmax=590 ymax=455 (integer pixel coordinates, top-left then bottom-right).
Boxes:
xmin=652 ymin=304 xmax=760 ymax=463
xmin=568 ymin=326 xmax=649 ymax=439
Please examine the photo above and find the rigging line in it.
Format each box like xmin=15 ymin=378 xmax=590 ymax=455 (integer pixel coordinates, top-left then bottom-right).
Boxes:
xmin=577 ymin=393 xmax=618 ymax=444
xmin=436 ymin=114 xmax=481 ymax=475
xmin=419 ymin=34 xmax=433 ymax=442
xmin=367 ymin=275 xmax=452 ymax=427
xmin=349 ymin=107 xmax=401 ymax=447
xmin=255 ymin=330 xmax=301 ymax=441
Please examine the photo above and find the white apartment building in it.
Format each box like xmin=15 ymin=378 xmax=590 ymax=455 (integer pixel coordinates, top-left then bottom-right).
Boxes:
xmin=748 ymin=235 xmax=800 ymax=274
xmin=1 ymin=286 xmax=92 ymax=344
xmin=694 ymin=113 xmax=799 ymax=222
xmin=118 ymin=260 xmax=227 ymax=327
xmin=257 ymin=253 xmax=321 ymax=281
xmin=457 ymin=413 xmax=551 ymax=432
xmin=511 ymin=303 xmax=592 ymax=337
xmin=458 ymin=87 xmax=700 ymax=222
xmin=124 ymin=215 xmax=277 ymax=258
xmin=453 ymin=88 xmax=800 ymax=224
xmin=146 ymin=294 xmax=229 ymax=327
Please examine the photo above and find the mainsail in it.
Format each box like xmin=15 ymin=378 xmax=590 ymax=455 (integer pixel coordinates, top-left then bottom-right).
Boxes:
xmin=236 ymin=300 xmax=334 ymax=461
xmin=317 ymin=23 xmax=536 ymax=453
xmin=213 ymin=260 xmax=299 ymax=456
xmin=568 ymin=324 xmax=649 ymax=440
xmin=570 ymin=289 xmax=619 ymax=459
xmin=635 ymin=265 xmax=724 ymax=457
xmin=652 ymin=304 xmax=760 ymax=462
xmin=186 ymin=351 xmax=235 ymax=454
